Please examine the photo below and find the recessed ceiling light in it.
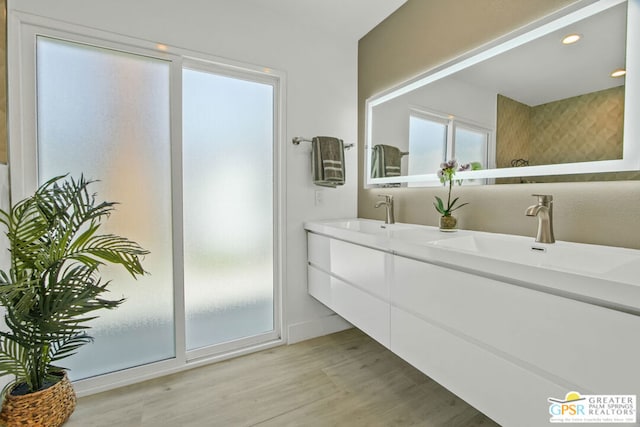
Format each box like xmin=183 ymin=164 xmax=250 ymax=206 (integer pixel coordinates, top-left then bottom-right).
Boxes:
xmin=611 ymin=68 xmax=626 ymax=78
xmin=562 ymin=34 xmax=581 ymax=45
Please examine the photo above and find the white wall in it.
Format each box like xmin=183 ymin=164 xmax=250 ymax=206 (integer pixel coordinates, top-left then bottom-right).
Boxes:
xmin=8 ymin=0 xmax=357 ymax=343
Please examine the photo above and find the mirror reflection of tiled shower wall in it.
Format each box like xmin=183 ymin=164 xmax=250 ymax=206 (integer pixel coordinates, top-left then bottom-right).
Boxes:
xmin=532 ymin=86 xmax=624 ymax=165
xmin=495 ymin=95 xmax=531 ymax=170
xmin=496 ymin=86 xmax=639 ymax=182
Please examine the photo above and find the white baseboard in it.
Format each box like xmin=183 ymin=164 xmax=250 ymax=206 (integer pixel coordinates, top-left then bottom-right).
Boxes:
xmin=287 ymin=313 xmax=353 ymax=344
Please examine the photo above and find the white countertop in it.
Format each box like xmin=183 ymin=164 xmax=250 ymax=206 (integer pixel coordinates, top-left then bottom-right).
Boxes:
xmin=304 ymin=218 xmax=640 ymax=315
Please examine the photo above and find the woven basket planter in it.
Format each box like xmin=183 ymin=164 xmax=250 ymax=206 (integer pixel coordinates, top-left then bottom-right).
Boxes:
xmin=0 ymin=372 xmax=76 ymax=427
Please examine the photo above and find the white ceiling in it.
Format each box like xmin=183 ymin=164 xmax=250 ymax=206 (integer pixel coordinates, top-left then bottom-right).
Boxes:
xmin=247 ymin=0 xmax=408 ymax=41
xmin=453 ymin=2 xmax=626 ymax=106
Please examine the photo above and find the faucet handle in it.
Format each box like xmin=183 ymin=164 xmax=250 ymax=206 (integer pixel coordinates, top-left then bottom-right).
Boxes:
xmin=531 ymin=194 xmax=553 ymax=204
xmin=378 ymin=194 xmax=393 ymax=203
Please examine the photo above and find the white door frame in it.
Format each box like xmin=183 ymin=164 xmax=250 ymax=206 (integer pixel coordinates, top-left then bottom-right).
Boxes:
xmin=7 ymin=12 xmax=287 ymax=396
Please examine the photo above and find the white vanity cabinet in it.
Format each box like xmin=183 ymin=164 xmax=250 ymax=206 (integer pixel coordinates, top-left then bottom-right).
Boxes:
xmin=391 ymin=255 xmax=640 ymax=426
xmin=307 ymin=233 xmax=391 ymax=347
xmin=306 ymin=227 xmax=640 ymax=427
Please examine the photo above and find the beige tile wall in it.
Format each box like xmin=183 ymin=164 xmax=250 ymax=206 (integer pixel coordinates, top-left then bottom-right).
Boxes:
xmin=496 ymin=87 xmax=639 ymax=183
xmin=496 ymin=94 xmax=531 ymax=184
xmin=531 ymin=86 xmax=624 ymax=165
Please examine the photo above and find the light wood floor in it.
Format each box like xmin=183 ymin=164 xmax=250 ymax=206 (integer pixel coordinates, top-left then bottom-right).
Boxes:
xmin=65 ymin=329 xmax=499 ymax=426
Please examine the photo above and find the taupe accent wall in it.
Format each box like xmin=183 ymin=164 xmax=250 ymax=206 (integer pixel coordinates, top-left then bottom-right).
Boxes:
xmin=358 ymin=0 xmax=640 ymax=249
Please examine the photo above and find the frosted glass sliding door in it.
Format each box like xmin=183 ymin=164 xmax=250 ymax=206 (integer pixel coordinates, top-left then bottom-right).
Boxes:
xmin=36 ymin=37 xmax=175 ymax=379
xmin=27 ymin=29 xmax=280 ymax=385
xmin=182 ymin=68 xmax=275 ymax=351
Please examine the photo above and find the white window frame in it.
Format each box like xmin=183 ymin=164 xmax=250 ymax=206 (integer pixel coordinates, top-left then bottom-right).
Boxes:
xmin=8 ymin=12 xmax=287 ymax=396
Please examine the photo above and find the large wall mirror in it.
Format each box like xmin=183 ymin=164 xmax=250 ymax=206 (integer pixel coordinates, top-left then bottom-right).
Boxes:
xmin=366 ymin=0 xmax=640 ymax=186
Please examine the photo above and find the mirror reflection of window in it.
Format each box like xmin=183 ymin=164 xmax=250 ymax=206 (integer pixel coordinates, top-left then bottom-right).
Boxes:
xmin=408 ymin=111 xmax=448 ymax=176
xmin=454 ymin=124 xmax=489 ymax=170
xmin=408 ymin=109 xmax=491 ymax=179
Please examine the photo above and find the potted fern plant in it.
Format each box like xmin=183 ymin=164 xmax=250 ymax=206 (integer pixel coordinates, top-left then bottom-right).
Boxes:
xmin=0 ymin=175 xmax=148 ymax=427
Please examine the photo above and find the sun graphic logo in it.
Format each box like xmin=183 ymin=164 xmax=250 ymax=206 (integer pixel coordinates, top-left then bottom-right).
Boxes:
xmin=548 ymin=391 xmax=586 ymax=419
xmin=548 ymin=391 xmax=637 ymax=423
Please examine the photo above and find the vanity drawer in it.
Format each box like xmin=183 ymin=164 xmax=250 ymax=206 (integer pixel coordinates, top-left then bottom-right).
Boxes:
xmin=391 ymin=307 xmax=565 ymax=427
xmin=308 ymin=265 xmax=390 ymax=348
xmin=307 ymin=232 xmax=389 ymax=300
xmin=391 ymin=255 xmax=640 ymax=395
xmin=330 ymin=238 xmax=388 ymax=299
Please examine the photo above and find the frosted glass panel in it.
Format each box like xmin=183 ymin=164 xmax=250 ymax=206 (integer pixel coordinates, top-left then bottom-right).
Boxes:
xmin=183 ymin=68 xmax=274 ymax=350
xmin=36 ymin=37 xmax=174 ymax=379
xmin=408 ymin=115 xmax=447 ymax=175
xmin=455 ymin=127 xmax=488 ymax=168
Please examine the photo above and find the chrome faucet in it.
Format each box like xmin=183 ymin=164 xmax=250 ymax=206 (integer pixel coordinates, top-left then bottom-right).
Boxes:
xmin=375 ymin=194 xmax=395 ymax=224
xmin=525 ymin=194 xmax=555 ymax=244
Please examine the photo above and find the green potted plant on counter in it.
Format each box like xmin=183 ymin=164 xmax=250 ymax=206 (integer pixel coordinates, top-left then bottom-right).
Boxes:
xmin=434 ymin=160 xmax=470 ymax=231
xmin=0 ymin=175 xmax=148 ymax=427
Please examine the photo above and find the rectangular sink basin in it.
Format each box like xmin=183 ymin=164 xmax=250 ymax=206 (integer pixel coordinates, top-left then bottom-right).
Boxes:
xmin=305 ymin=219 xmax=420 ymax=250
xmin=313 ymin=219 xmax=445 ymax=241
xmin=429 ymin=233 xmax=640 ymax=276
xmin=305 ymin=219 xmax=448 ymax=251
xmin=326 ymin=219 xmax=410 ymax=235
